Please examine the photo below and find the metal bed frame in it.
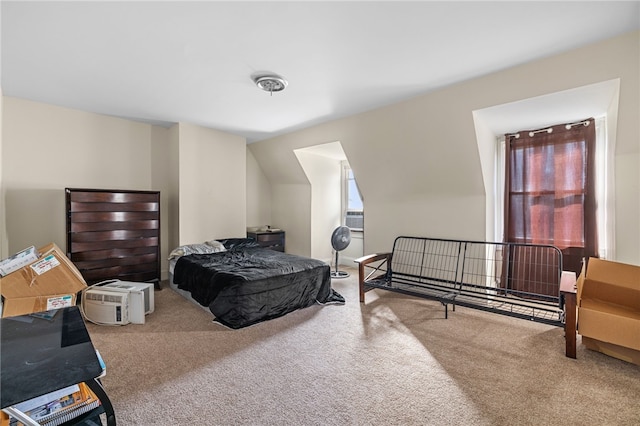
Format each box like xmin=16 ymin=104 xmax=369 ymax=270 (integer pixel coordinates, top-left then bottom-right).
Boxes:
xmin=356 ymin=236 xmax=578 ymax=358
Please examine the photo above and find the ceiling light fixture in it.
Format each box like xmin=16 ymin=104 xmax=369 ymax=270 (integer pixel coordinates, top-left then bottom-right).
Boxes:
xmin=253 ymin=74 xmax=288 ymax=96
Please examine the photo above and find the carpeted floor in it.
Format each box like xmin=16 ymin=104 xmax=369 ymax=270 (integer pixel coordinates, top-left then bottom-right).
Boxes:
xmin=86 ymin=267 xmax=640 ymax=425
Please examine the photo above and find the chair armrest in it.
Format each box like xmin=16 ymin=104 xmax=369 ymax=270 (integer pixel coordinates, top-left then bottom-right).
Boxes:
xmin=356 ymin=253 xmax=391 ymax=303
xmin=560 ymin=270 xmax=577 ymax=294
xmin=354 ymin=252 xmax=391 ymax=266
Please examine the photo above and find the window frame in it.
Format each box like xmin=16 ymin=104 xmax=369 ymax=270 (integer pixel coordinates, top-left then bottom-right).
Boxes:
xmin=342 ymin=163 xmax=364 ymax=232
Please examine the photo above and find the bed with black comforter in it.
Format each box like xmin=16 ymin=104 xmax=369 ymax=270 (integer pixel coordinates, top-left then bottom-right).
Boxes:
xmin=172 ymin=239 xmax=345 ymax=329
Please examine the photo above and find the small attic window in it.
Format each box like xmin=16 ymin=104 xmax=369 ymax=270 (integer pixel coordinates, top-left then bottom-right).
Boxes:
xmin=344 ymin=166 xmax=363 ymax=231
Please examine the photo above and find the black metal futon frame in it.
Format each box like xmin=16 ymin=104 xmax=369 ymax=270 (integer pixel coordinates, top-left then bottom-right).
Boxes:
xmin=356 ymin=236 xmax=577 ymax=358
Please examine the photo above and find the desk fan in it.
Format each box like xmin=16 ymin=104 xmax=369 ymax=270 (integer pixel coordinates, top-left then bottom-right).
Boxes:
xmin=330 ymin=226 xmax=351 ymax=278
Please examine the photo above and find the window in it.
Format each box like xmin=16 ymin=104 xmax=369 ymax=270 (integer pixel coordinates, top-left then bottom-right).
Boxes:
xmin=344 ymin=165 xmax=363 ymax=231
xmin=494 ymin=117 xmax=612 ymax=259
xmin=502 ymin=118 xmax=598 ymax=275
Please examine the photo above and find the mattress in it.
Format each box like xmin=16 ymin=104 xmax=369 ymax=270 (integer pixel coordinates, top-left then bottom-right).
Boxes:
xmin=171 ymin=246 xmax=344 ymax=328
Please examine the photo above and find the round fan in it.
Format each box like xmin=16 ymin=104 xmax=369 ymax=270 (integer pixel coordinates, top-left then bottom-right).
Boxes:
xmin=330 ymin=226 xmax=351 ymax=278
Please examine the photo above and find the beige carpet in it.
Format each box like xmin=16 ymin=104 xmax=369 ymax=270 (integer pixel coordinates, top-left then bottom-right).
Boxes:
xmin=87 ymin=267 xmax=640 ymax=425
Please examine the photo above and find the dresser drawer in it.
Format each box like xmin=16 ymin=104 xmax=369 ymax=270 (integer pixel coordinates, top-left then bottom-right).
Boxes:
xmin=247 ymin=231 xmax=285 ymax=252
xmin=66 ymin=188 xmax=161 ymax=287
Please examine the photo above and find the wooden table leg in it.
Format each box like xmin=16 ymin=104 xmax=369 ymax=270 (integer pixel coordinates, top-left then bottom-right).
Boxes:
xmin=560 ymin=271 xmax=578 ymax=359
xmin=562 ymin=291 xmax=577 ymax=359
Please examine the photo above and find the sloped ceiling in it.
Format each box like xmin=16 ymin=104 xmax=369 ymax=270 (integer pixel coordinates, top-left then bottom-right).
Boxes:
xmin=2 ymin=1 xmax=638 ymax=143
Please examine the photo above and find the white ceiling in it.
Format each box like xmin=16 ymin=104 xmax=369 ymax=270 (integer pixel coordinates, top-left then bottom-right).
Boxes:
xmin=2 ymin=1 xmax=639 ymax=143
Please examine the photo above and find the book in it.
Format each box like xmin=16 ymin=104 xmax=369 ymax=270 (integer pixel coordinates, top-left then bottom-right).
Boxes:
xmin=2 ymin=383 xmax=101 ymax=426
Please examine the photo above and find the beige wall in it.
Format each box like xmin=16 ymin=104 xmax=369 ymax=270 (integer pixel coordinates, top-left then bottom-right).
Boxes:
xmin=246 ymin=149 xmax=271 ymax=229
xmin=616 ymin=152 xmax=640 ymax=262
xmin=2 ymin=97 xmax=153 ymax=253
xmin=248 ymin=31 xmax=640 ymax=265
xmin=167 ymin=124 xmax=180 ymax=262
xmin=0 ymin=6 xmax=5 ymax=260
xmin=150 ymin=125 xmax=172 ymax=279
xmin=270 ymin=183 xmax=311 ymax=256
xmin=176 ymin=122 xmax=246 ymax=245
xmin=0 ymin=87 xmax=6 ymax=259
xmin=1 ymin=100 xmax=247 ymax=280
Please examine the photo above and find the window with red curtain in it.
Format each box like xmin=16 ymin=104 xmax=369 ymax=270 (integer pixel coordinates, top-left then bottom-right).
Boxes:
xmin=504 ymin=118 xmax=597 ymax=276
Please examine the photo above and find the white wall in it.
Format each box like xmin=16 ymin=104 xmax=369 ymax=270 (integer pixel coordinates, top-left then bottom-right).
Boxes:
xmin=248 ymin=31 xmax=640 ymax=265
xmin=471 ymin=112 xmax=498 ymax=242
xmin=294 ymin=150 xmax=341 ymax=261
xmin=176 ymin=122 xmax=246 ymax=244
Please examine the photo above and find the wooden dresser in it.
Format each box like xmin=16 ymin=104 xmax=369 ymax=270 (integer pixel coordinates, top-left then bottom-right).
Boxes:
xmin=246 ymin=230 xmax=285 ymax=252
xmin=65 ymin=188 xmax=161 ymax=288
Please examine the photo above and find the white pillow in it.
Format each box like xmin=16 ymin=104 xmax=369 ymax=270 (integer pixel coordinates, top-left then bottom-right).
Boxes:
xmin=168 ymin=242 xmax=226 ymax=260
xmin=205 ymin=240 xmax=227 ymax=251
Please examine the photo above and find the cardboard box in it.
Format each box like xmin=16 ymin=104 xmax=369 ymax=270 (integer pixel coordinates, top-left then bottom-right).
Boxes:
xmin=577 ymin=257 xmax=640 ymax=364
xmin=582 ymin=336 xmax=640 ymax=365
xmin=0 ymin=245 xmax=39 ymax=276
xmin=0 ymin=243 xmax=87 ymax=318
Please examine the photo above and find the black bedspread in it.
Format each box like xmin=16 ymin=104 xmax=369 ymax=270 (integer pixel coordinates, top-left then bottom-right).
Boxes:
xmin=173 ymin=247 xmax=344 ymax=328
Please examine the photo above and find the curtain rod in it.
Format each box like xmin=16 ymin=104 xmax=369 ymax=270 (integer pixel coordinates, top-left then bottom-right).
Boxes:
xmin=506 ymin=119 xmax=591 ymax=139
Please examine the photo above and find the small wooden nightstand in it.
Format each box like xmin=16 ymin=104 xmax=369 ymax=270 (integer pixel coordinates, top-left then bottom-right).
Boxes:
xmin=247 ymin=231 xmax=285 ymax=252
